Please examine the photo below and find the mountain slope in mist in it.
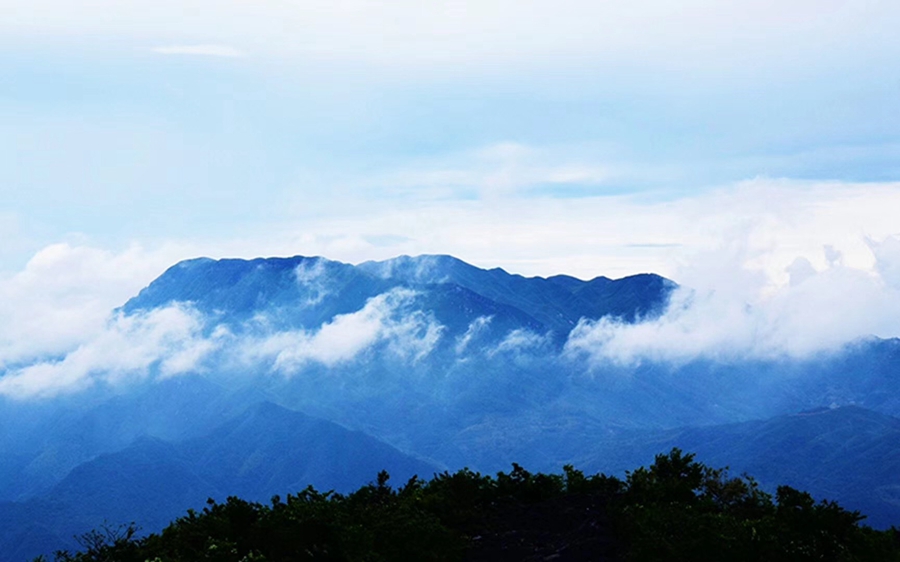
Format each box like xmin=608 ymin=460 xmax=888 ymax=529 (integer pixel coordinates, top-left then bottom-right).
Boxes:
xmin=0 ymin=401 xmax=438 ymax=560
xmin=3 ymin=253 xmax=900 ymax=558
xmin=122 ymin=254 xmax=673 ymax=340
xmin=578 ymin=405 xmax=900 ymax=529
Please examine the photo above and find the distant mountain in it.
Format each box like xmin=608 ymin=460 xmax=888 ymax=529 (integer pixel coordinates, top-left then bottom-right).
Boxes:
xmin=579 ymin=405 xmax=900 ymax=529
xmin=0 ymin=401 xmax=439 ymax=560
xmin=123 ymin=256 xmax=388 ymax=329
xmin=0 ymin=375 xmax=262 ymax=502
xmin=123 ymin=254 xmax=674 ymax=339
xmin=183 ymin=401 xmax=439 ymax=500
xmin=108 ymin=254 xmax=686 ymax=469
xmin=4 ymin=253 xmax=900 ymax=557
xmin=357 ymin=254 xmax=673 ymax=332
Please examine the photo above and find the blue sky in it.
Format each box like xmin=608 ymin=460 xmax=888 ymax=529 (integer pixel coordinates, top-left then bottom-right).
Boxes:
xmin=1 ymin=1 xmax=899 ymax=281
xmin=3 ymin=1 xmax=900 ymax=392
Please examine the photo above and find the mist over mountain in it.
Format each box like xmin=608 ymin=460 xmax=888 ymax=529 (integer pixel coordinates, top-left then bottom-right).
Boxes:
xmin=2 ymin=253 xmax=900 ymax=559
xmin=575 ymin=405 xmax=900 ymax=530
xmin=0 ymin=400 xmax=437 ymax=559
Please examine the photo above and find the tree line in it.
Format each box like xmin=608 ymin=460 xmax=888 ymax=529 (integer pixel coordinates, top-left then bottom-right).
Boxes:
xmin=37 ymin=449 xmax=900 ymax=561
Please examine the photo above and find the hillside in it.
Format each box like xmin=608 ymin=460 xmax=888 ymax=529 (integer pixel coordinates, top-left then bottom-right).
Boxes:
xmin=1 ymin=402 xmax=438 ymax=560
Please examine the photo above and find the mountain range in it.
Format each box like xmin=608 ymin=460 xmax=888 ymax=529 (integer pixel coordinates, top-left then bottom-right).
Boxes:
xmin=2 ymin=254 xmax=899 ymax=560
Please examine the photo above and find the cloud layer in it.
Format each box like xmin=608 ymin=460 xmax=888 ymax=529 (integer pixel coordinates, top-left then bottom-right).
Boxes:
xmin=565 ymin=236 xmax=900 ymax=365
xmin=270 ymin=178 xmax=900 ymax=282
xmin=1 ymin=179 xmax=900 ymax=397
xmin=0 ymin=243 xmax=186 ymax=369
xmin=0 ymin=304 xmax=210 ymax=399
xmin=0 ymin=285 xmax=445 ymax=399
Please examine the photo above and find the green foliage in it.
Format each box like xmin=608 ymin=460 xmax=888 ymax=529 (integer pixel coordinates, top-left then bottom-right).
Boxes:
xmin=41 ymin=450 xmax=900 ymax=562
xmin=615 ymin=449 xmax=900 ymax=562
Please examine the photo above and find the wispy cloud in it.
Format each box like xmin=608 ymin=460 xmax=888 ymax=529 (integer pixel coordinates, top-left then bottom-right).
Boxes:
xmin=239 ymin=288 xmax=443 ymax=373
xmin=488 ymin=328 xmax=548 ymax=358
xmin=294 ymin=258 xmax=333 ymax=307
xmin=152 ymin=44 xmax=247 ymax=58
xmin=455 ymin=316 xmax=493 ymax=354
xmin=363 ymin=142 xmax=613 ymax=200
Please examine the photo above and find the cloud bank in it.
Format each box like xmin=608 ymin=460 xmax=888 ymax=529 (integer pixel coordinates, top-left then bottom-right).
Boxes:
xmin=1 ymin=180 xmax=900 ymax=397
xmin=0 ymin=286 xmax=444 ymax=399
xmin=0 ymin=304 xmax=211 ymax=399
xmin=0 ymin=243 xmax=186 ymax=369
xmin=565 ymin=236 xmax=900 ymax=365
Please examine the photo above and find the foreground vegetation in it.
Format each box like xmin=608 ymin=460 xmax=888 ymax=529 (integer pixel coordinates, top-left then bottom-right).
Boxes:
xmin=39 ymin=449 xmax=900 ymax=561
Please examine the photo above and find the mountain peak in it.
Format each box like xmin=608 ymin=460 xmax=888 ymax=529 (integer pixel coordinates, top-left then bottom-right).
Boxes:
xmin=120 ymin=253 xmax=675 ymax=336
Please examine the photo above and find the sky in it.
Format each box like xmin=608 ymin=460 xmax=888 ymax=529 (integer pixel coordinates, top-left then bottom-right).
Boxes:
xmin=2 ymin=1 xmax=900 ymax=390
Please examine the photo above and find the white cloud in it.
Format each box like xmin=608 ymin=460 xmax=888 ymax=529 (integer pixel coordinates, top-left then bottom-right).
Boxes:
xmin=1 ymin=178 xmax=900 ymax=394
xmin=268 ymin=177 xmax=900 ymax=284
xmin=0 ymin=243 xmax=187 ymax=369
xmin=365 ymin=142 xmax=612 ymax=200
xmin=0 ymin=281 xmax=444 ymax=399
xmin=455 ymin=316 xmax=493 ymax=354
xmin=159 ymin=331 xmax=223 ymax=378
xmin=361 ymin=254 xmax=451 ymax=284
xmin=152 ymin=44 xmax=247 ymax=58
xmin=565 ymin=236 xmax=900 ymax=365
xmin=0 ymin=304 xmax=212 ymax=399
xmin=488 ymin=328 xmax=547 ymax=357
xmin=294 ymin=258 xmax=332 ymax=306
xmin=869 ymin=235 xmax=900 ymax=290
xmin=241 ymin=288 xmax=443 ymax=372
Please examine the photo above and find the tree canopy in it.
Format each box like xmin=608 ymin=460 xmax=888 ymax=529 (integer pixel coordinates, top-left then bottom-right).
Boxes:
xmin=38 ymin=449 xmax=900 ymax=562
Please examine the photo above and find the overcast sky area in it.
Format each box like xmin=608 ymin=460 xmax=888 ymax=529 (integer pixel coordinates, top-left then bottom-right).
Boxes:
xmin=2 ymin=1 xmax=900 ymax=386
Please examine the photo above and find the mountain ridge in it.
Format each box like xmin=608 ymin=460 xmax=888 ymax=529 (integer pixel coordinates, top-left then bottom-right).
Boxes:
xmin=123 ymin=254 xmax=675 ymax=336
